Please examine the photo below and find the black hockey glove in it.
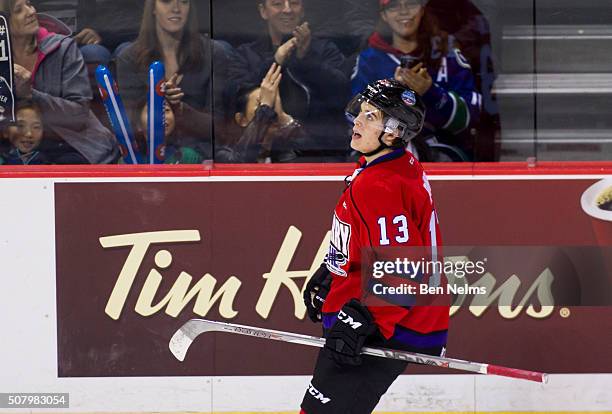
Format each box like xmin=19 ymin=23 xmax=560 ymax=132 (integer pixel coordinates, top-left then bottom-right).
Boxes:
xmin=324 ymin=299 xmax=377 ymax=366
xmin=303 ymin=263 xmax=332 ymax=322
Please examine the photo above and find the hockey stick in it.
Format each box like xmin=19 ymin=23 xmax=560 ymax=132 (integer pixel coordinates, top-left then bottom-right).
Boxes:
xmin=169 ymin=318 xmax=548 ymax=383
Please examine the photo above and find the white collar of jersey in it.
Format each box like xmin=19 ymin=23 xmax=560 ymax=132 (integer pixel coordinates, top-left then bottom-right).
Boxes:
xmin=346 ymin=168 xmax=364 ymax=184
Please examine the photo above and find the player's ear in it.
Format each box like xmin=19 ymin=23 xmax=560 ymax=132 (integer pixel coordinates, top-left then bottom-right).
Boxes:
xmin=381 ymin=131 xmax=398 ymax=147
xmin=235 ymin=112 xmax=249 ymax=128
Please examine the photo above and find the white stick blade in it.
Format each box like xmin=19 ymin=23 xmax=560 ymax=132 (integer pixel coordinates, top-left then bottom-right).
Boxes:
xmin=169 ymin=327 xmax=192 ymax=362
xmin=168 ymin=319 xmax=216 ymax=361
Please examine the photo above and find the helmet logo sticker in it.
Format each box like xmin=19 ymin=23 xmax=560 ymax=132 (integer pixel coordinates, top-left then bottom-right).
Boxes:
xmin=401 ymin=90 xmax=417 ymax=107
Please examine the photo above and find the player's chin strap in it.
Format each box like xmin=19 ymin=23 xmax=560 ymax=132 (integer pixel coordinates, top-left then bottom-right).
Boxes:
xmin=361 ymin=130 xmax=401 ymax=157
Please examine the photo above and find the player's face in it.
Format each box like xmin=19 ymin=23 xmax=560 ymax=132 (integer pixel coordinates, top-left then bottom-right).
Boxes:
xmin=381 ymin=0 xmax=424 ymax=40
xmin=154 ymin=0 xmax=190 ymax=35
xmin=259 ymin=0 xmax=304 ymax=36
xmin=8 ymin=0 xmax=39 ymax=38
xmin=140 ymin=102 xmax=176 ymax=137
xmin=350 ymin=101 xmax=388 ymax=153
xmin=8 ymin=108 xmax=43 ymax=154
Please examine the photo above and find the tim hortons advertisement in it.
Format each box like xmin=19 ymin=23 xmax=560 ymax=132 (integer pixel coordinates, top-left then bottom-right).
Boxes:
xmin=54 ymin=178 xmax=612 ymax=377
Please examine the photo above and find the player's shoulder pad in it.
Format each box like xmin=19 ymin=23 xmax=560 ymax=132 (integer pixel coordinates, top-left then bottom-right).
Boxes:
xmin=449 ymin=48 xmax=472 ymax=70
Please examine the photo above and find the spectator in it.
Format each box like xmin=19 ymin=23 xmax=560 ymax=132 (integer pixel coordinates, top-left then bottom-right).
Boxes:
xmin=218 ymin=63 xmax=307 ymax=163
xmin=32 ymin=0 xmax=142 ymax=65
xmin=0 ymin=0 xmax=118 ymax=164
xmin=351 ymin=0 xmax=481 ymax=160
xmin=115 ymin=0 xmax=229 ymax=160
xmin=135 ymin=97 xmax=209 ymax=164
xmin=427 ymin=0 xmax=500 ymax=161
xmin=344 ymin=0 xmax=500 ymax=160
xmin=1 ymin=100 xmax=50 ymax=165
xmin=228 ymin=0 xmax=350 ymax=161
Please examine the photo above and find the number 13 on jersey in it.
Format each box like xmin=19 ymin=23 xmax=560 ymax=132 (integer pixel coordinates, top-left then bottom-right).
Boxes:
xmin=377 ymin=215 xmax=409 ymax=245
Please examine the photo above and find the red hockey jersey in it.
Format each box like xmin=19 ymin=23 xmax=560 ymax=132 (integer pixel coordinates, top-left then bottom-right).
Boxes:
xmin=322 ymin=149 xmax=449 ymax=349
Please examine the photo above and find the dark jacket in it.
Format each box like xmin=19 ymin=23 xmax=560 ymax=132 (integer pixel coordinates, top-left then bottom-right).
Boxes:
xmin=216 ymin=104 xmax=307 ymax=163
xmin=0 ymin=148 xmax=50 ymax=165
xmin=228 ymin=35 xmax=350 ymax=159
xmin=115 ymin=36 xmax=229 ymax=112
xmin=115 ymin=36 xmax=231 ymax=154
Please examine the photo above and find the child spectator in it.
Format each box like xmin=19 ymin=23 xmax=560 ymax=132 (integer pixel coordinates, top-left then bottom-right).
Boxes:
xmin=228 ymin=0 xmax=350 ymax=161
xmin=351 ymin=0 xmax=481 ymax=160
xmin=218 ymin=63 xmax=307 ymax=163
xmin=134 ymin=98 xmax=210 ymax=164
xmin=1 ymin=100 xmax=50 ymax=165
xmin=0 ymin=0 xmax=119 ymax=164
xmin=115 ymin=0 xmax=230 ymax=160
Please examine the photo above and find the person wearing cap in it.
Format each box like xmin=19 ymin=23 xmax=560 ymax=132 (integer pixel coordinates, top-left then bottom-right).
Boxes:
xmin=351 ymin=0 xmax=482 ymax=161
xmin=300 ymin=78 xmax=449 ymax=414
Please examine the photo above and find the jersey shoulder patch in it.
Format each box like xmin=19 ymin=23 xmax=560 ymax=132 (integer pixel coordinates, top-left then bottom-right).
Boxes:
xmin=326 ymin=212 xmax=351 ymax=277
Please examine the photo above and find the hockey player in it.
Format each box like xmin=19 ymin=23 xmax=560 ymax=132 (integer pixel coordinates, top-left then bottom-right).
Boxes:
xmin=301 ymin=78 xmax=449 ymax=414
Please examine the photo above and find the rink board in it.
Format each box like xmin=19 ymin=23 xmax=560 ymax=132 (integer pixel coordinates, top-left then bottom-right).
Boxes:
xmin=0 ymin=163 xmax=611 ymax=413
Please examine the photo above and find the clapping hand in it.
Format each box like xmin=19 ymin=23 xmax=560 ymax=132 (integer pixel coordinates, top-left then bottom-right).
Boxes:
xmin=394 ymin=62 xmax=433 ymax=96
xmin=164 ymin=73 xmax=185 ymax=107
xmin=260 ymin=63 xmax=283 ymax=108
xmin=293 ymin=22 xmax=311 ymax=60
xmin=274 ymin=37 xmax=298 ymax=66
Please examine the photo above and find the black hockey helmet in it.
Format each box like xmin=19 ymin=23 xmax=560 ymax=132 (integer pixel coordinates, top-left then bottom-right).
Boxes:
xmin=345 ymin=78 xmax=426 ymax=143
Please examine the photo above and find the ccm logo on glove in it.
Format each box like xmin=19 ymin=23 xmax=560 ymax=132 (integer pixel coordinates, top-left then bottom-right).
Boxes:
xmin=337 ymin=309 xmax=363 ymax=330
